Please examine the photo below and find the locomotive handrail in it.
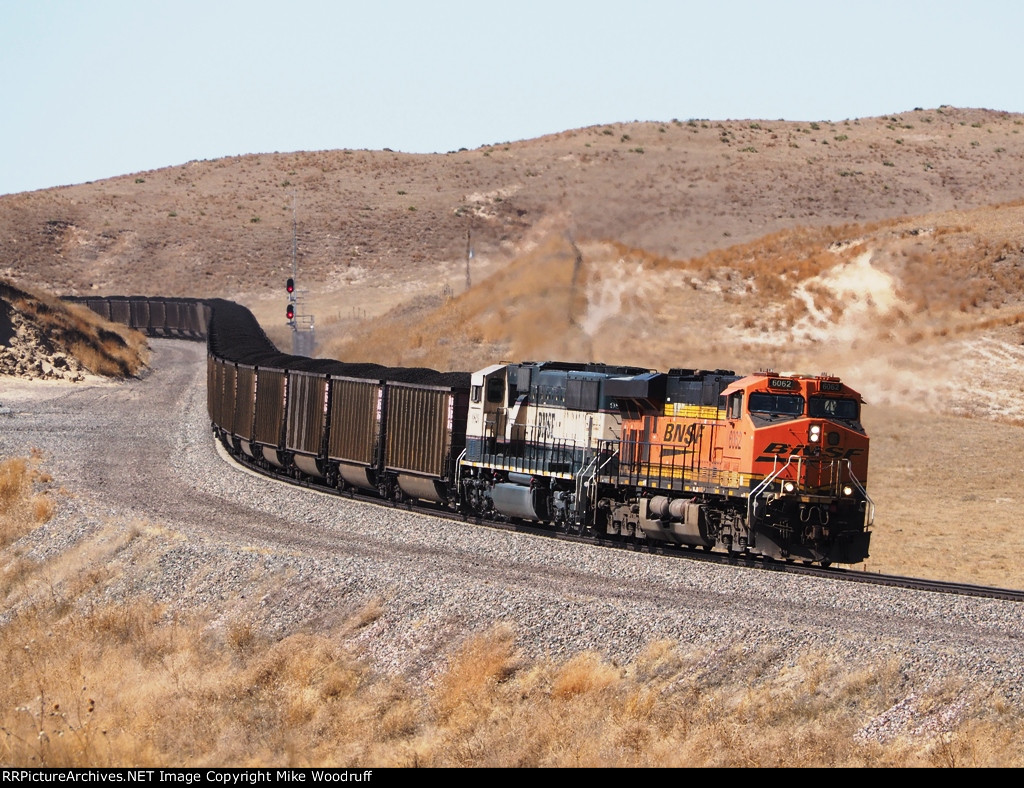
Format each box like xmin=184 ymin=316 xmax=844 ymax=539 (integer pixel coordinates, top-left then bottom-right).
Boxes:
xmin=582 ymin=447 xmax=621 ymax=529
xmin=574 ymin=452 xmax=604 ymax=529
xmin=747 ymin=454 xmax=797 ymax=526
xmin=454 ymin=447 xmax=468 ymax=509
xmin=840 ymin=459 xmax=875 ymax=528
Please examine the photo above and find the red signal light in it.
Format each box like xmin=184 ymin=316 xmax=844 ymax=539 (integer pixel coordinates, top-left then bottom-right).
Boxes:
xmin=286 ymin=278 xmax=295 ymax=294
xmin=286 ymin=303 xmax=294 ymax=321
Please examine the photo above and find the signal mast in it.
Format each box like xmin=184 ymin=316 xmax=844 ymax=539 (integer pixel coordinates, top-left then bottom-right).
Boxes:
xmin=286 ymin=197 xmax=315 ymax=356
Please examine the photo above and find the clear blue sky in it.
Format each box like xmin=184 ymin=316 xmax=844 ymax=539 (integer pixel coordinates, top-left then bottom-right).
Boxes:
xmin=2 ymin=0 xmax=1021 ymax=195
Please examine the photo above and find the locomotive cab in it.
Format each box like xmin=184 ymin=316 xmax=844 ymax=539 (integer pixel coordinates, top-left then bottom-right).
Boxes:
xmin=465 ymin=363 xmax=521 ymax=464
xmin=724 ymin=373 xmax=869 ymax=499
xmin=724 ymin=372 xmax=872 ymax=563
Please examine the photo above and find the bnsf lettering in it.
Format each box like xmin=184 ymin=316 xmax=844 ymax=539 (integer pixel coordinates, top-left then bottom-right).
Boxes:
xmin=758 ymin=443 xmax=864 ymax=461
xmin=663 ymin=422 xmax=705 ymax=445
xmin=536 ymin=411 xmax=556 ymax=441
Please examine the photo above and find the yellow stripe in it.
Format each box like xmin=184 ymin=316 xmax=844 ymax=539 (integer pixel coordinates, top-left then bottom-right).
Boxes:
xmin=662 ymin=404 xmax=727 ymax=419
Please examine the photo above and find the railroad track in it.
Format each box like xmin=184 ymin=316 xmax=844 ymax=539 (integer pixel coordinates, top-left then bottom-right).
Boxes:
xmin=60 ymin=294 xmax=1024 ymax=605
xmin=219 ymin=436 xmax=1024 ymax=604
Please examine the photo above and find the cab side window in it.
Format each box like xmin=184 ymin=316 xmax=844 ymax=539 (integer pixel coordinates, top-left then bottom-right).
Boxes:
xmin=728 ymin=392 xmax=743 ymax=420
xmin=486 ymin=376 xmax=505 ymax=404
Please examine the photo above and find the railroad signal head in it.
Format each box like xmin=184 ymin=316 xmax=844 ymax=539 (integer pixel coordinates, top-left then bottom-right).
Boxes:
xmin=286 ymin=277 xmax=295 ymax=294
xmin=286 ymin=302 xmax=295 ymax=321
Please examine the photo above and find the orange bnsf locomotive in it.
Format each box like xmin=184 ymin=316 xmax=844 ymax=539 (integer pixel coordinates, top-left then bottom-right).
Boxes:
xmin=597 ymin=369 xmax=872 ymax=565
xmin=459 ymin=363 xmax=872 ymax=566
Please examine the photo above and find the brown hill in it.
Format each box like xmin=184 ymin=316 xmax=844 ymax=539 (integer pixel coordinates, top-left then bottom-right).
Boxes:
xmin=2 ymin=105 xmax=1022 ymax=367
xmin=2 ymin=106 xmax=1022 ymax=320
xmin=2 ymin=106 xmax=1024 ymax=587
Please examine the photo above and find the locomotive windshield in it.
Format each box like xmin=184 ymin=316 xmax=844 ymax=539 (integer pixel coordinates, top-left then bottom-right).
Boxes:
xmin=808 ymin=395 xmax=860 ymax=421
xmin=748 ymin=392 xmax=804 ymax=417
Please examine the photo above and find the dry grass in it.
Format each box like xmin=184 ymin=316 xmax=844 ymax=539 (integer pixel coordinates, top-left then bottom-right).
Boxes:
xmin=35 ymin=297 xmax=150 ymax=378
xmin=323 ymin=232 xmax=595 ymax=369
xmin=0 ymin=452 xmax=54 ymax=548
xmin=2 ymin=456 xmax=1024 ymax=767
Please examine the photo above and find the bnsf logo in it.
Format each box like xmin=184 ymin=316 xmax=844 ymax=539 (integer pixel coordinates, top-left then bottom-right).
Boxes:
xmin=663 ymin=423 xmax=705 ymax=445
xmin=757 ymin=442 xmax=864 ymax=461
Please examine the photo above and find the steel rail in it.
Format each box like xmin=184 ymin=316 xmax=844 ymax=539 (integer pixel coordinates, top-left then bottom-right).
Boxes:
xmin=217 ymin=436 xmax=1024 ymax=604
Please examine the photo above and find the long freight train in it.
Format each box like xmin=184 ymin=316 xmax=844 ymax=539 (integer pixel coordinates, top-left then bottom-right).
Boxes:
xmin=70 ymin=295 xmax=874 ymax=566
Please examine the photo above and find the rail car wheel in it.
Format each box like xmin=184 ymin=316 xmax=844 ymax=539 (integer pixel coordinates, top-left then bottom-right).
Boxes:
xmin=819 ymin=559 xmax=832 ymax=568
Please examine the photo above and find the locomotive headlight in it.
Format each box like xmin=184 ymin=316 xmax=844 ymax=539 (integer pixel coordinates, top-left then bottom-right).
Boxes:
xmin=783 ymin=481 xmax=796 ymax=493
xmin=842 ymin=485 xmax=854 ymax=497
xmin=809 ymin=424 xmax=821 ymax=443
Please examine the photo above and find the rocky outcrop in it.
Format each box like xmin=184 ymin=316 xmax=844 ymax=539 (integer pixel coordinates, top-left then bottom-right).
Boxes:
xmin=0 ymin=297 xmax=86 ymax=381
xmin=0 ymin=280 xmax=148 ymax=381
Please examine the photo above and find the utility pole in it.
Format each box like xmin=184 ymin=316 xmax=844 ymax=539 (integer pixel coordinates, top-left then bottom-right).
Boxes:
xmin=465 ymin=223 xmax=473 ymax=291
xmin=568 ymin=233 xmax=583 ymax=326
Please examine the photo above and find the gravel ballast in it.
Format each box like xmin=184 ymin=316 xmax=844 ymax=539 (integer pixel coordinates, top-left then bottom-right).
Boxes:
xmin=2 ymin=340 xmax=1023 ymax=732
